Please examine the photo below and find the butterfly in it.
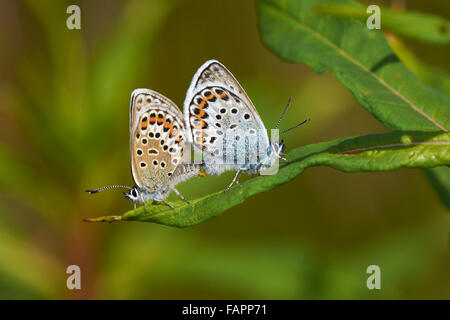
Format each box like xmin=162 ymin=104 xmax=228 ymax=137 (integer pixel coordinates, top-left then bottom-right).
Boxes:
xmin=86 ymin=89 xmax=202 ymax=210
xmin=183 ymin=60 xmax=309 ymax=191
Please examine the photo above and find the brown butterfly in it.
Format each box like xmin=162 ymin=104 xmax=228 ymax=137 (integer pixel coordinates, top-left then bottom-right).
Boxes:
xmin=86 ymin=89 xmax=202 ymax=210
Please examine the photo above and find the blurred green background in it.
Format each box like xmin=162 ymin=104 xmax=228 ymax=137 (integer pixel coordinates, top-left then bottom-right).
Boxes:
xmin=0 ymin=0 xmax=449 ymax=299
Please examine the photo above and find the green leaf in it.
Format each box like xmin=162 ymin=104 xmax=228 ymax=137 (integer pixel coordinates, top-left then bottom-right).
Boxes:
xmin=386 ymin=35 xmax=450 ymax=98
xmin=84 ymin=131 xmax=450 ymax=227
xmin=258 ymin=0 xmax=450 ymax=132
xmin=314 ymin=3 xmax=450 ymax=45
xmin=383 ymin=35 xmax=450 ymax=208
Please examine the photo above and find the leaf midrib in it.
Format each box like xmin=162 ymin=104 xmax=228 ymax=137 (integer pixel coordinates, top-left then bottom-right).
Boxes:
xmin=337 ymin=141 xmax=450 ymax=154
xmin=261 ymin=0 xmax=448 ymax=132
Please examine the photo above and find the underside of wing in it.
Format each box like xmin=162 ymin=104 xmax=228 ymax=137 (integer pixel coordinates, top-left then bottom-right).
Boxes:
xmin=183 ymin=61 xmax=270 ymax=174
xmin=129 ymin=89 xmax=187 ymax=190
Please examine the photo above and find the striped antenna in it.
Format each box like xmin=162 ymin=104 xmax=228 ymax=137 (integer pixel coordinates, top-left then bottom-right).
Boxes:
xmin=275 ymin=97 xmax=292 ymax=129
xmin=85 ymin=185 xmax=132 ymax=194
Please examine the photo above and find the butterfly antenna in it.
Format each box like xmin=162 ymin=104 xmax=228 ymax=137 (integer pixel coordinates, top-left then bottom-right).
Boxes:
xmin=85 ymin=185 xmax=132 ymax=194
xmin=275 ymin=97 xmax=293 ymax=129
xmin=280 ymin=118 xmax=310 ymax=135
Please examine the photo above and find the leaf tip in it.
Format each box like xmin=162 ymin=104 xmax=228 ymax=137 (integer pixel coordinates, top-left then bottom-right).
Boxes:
xmin=83 ymin=215 xmax=122 ymax=223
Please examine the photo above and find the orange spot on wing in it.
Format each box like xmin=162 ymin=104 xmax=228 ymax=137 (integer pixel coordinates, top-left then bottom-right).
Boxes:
xmin=198 ymin=99 xmax=207 ymax=109
xmin=218 ymin=92 xmax=227 ymax=99
xmin=176 ymin=136 xmax=185 ymax=148
xmin=196 ymin=110 xmax=206 ymax=118
xmin=164 ymin=121 xmax=172 ymax=129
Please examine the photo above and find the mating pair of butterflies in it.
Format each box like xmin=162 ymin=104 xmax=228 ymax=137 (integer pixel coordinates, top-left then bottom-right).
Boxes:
xmin=87 ymin=60 xmax=308 ymax=210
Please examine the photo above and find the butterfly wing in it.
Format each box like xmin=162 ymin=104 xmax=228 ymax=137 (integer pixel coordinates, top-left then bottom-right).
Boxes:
xmin=130 ymin=89 xmax=190 ymax=192
xmin=183 ymin=60 xmax=270 ymax=175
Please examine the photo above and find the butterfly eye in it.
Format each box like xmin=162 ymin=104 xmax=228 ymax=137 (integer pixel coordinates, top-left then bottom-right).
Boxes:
xmin=131 ymin=189 xmax=138 ymax=198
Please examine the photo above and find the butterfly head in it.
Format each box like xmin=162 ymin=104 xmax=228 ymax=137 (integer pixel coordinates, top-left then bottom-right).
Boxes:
xmin=269 ymin=139 xmax=286 ymax=163
xmin=123 ymin=186 xmax=141 ymax=203
xmin=274 ymin=139 xmax=285 ymax=157
xmin=259 ymin=139 xmax=286 ymax=171
xmin=123 ymin=185 xmax=170 ymax=204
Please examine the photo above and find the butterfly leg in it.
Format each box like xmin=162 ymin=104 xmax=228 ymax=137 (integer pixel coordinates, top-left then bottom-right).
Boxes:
xmin=171 ymin=187 xmax=191 ymax=205
xmin=140 ymin=194 xmax=148 ymax=213
xmin=224 ymin=169 xmax=244 ymax=192
xmin=158 ymin=200 xmax=174 ymax=210
xmin=235 ymin=171 xmax=243 ymax=185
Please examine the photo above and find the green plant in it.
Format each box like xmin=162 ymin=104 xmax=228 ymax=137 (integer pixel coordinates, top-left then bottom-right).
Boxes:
xmin=86 ymin=0 xmax=450 ymax=226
